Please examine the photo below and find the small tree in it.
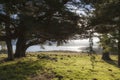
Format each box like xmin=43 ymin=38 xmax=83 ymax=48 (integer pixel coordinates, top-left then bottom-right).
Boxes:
xmin=99 ymin=34 xmax=112 ymax=60
xmin=88 ymin=0 xmax=120 ymax=67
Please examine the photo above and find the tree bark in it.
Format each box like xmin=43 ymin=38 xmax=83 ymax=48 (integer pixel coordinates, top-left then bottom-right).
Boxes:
xmin=5 ymin=22 xmax=14 ymax=60
xmin=14 ymin=37 xmax=27 ymax=58
xmin=102 ymin=52 xmax=112 ymax=61
xmin=6 ymin=39 xmax=14 ymax=60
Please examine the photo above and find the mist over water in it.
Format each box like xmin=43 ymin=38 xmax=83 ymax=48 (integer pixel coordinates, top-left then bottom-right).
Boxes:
xmin=25 ymin=37 xmax=102 ymax=53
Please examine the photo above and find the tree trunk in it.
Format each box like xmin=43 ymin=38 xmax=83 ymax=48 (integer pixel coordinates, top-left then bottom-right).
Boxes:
xmin=118 ymin=27 xmax=120 ymax=67
xmin=102 ymin=52 xmax=112 ymax=61
xmin=14 ymin=37 xmax=27 ymax=58
xmin=6 ymin=39 xmax=14 ymax=60
xmin=5 ymin=22 xmax=14 ymax=60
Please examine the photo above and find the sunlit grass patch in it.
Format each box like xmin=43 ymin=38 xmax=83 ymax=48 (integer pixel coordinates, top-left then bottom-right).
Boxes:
xmin=0 ymin=52 xmax=120 ymax=80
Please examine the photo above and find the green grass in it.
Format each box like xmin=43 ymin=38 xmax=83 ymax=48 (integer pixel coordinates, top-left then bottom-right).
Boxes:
xmin=0 ymin=52 xmax=120 ymax=80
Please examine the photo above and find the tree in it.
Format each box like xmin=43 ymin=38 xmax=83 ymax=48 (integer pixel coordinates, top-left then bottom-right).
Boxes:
xmin=0 ymin=0 xmax=89 ymax=59
xmin=88 ymin=0 xmax=120 ymax=67
xmin=99 ymin=34 xmax=112 ymax=60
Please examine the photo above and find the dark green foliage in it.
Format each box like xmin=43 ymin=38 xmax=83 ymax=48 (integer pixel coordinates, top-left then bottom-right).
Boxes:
xmin=1 ymin=0 xmax=77 ymax=38
xmin=90 ymin=0 xmax=120 ymax=31
xmin=0 ymin=0 xmax=90 ymax=58
xmin=0 ymin=0 xmax=89 ymax=42
xmin=99 ymin=34 xmax=118 ymax=53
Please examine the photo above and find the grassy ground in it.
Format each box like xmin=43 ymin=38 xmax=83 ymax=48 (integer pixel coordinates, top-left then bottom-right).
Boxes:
xmin=0 ymin=52 xmax=120 ymax=80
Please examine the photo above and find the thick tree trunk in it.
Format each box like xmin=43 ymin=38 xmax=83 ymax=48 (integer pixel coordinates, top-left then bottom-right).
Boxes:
xmin=14 ymin=37 xmax=27 ymax=58
xmin=6 ymin=39 xmax=14 ymax=60
xmin=5 ymin=23 xmax=14 ymax=60
xmin=118 ymin=29 xmax=120 ymax=67
xmin=102 ymin=52 xmax=112 ymax=61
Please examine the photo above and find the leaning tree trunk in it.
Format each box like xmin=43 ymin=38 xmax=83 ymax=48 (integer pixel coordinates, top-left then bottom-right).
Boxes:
xmin=14 ymin=36 xmax=27 ymax=58
xmin=101 ymin=47 xmax=112 ymax=61
xmin=102 ymin=52 xmax=112 ymax=61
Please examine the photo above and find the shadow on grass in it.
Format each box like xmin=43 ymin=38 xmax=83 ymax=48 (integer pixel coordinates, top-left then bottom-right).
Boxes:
xmin=0 ymin=59 xmax=45 ymax=80
xmin=104 ymin=60 xmax=118 ymax=67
